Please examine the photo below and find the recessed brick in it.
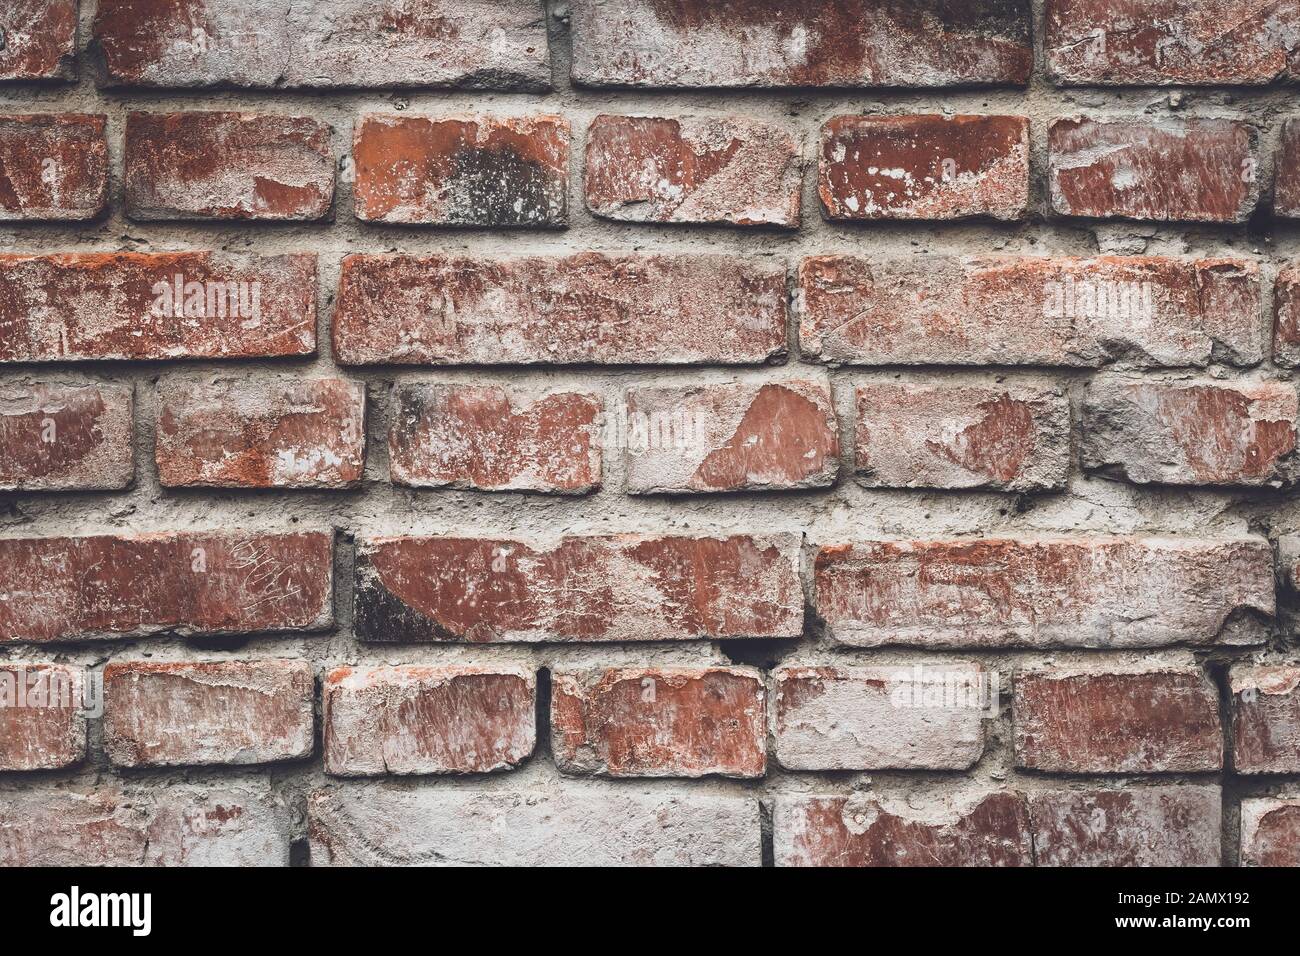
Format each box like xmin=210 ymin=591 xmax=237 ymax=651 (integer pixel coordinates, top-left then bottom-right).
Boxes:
xmin=0 ymin=0 xmax=77 ymax=82
xmin=354 ymin=533 xmax=802 ymax=643
xmin=0 ymin=663 xmax=87 ymax=770
xmin=1231 ymin=665 xmax=1300 ymax=774
xmin=1241 ymin=798 xmax=1300 ymax=866
xmin=552 ymin=667 xmax=765 ymax=778
xmin=0 ymin=382 xmax=133 ymax=491
xmin=1029 ymin=786 xmax=1221 ymax=866
xmin=0 ymin=114 xmax=107 ymax=220
xmin=1277 ymin=120 xmax=1300 ymax=218
xmin=1274 ymin=263 xmax=1300 ymax=367
xmin=323 ymin=665 xmax=536 ymax=776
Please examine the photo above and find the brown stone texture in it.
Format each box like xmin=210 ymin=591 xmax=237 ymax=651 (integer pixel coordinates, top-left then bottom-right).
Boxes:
xmin=1241 ymin=798 xmax=1300 ymax=866
xmin=1277 ymin=119 xmax=1300 ymax=217
xmin=0 ymin=532 xmax=334 ymax=643
xmin=813 ymin=537 xmax=1274 ymax=648
xmin=1048 ymin=117 xmax=1259 ymax=223
xmin=0 ymin=114 xmax=108 ymax=220
xmin=0 ymin=662 xmax=87 ymax=770
xmin=819 ymin=114 xmax=1028 ymax=221
xmin=0 ymin=0 xmax=77 ymax=81
xmin=354 ymin=533 xmax=803 ymax=643
xmin=1275 ymin=263 xmax=1300 ymax=367
xmin=1231 ymin=665 xmax=1300 ymax=773
xmin=551 ymin=667 xmax=766 ymax=778
xmin=125 ymin=111 xmax=335 ymax=221
xmin=0 ymin=381 xmax=134 ymax=491
xmin=1028 ymin=786 xmax=1222 ymax=866
xmin=388 ymin=383 xmax=601 ymax=493
xmin=584 ymin=114 xmax=801 ymax=226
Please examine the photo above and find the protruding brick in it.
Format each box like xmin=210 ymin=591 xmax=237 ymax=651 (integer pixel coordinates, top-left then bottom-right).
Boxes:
xmin=814 ymin=537 xmax=1273 ymax=648
xmin=552 ymin=667 xmax=765 ymax=778
xmin=1241 ymin=798 xmax=1300 ymax=866
xmin=623 ymin=379 xmax=839 ymax=495
xmin=774 ymin=665 xmax=987 ymax=771
xmin=775 ymin=792 xmax=1032 ymax=867
xmin=0 ymin=252 xmax=317 ymax=363
xmin=798 ymin=255 xmax=1262 ymax=368
xmin=1274 ymin=263 xmax=1300 ymax=367
xmin=0 ymin=532 xmax=334 ymax=644
xmin=92 ymin=0 xmax=551 ymax=90
xmin=156 ymin=376 xmax=366 ymax=489
xmin=323 ymin=665 xmax=536 ymax=776
xmin=0 ymin=1 xmax=77 ymax=82
xmin=1278 ymin=120 xmax=1300 ymax=218
xmin=334 ymin=253 xmax=787 ymax=366
xmin=819 ymin=114 xmax=1028 ymax=221
xmin=855 ymin=381 xmax=1069 ymax=491
xmin=584 ymin=114 xmax=801 ymax=227
xmin=1014 ymin=667 xmax=1222 ymax=773
xmin=570 ymin=0 xmax=1032 ymax=89
xmin=125 ymin=111 xmax=334 ymax=221
xmin=1029 ymin=787 xmax=1221 ymax=866
xmin=389 ymin=383 xmax=601 ymax=493
xmin=0 ymin=663 xmax=87 ymax=770
xmin=1231 ymin=665 xmax=1300 ymax=774
xmin=355 ymin=533 xmax=802 ymax=643
xmin=0 ymin=382 xmax=133 ymax=491
xmin=1083 ymin=378 xmax=1298 ymax=487
xmin=0 ymin=115 xmax=108 ymax=220
xmin=1049 ymin=117 xmax=1258 ymax=223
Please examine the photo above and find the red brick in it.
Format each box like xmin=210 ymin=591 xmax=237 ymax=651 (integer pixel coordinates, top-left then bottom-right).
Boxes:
xmin=1014 ymin=667 xmax=1222 ymax=773
xmin=1083 ymin=378 xmax=1298 ymax=487
xmin=814 ymin=537 xmax=1273 ymax=648
xmin=1278 ymin=120 xmax=1300 ymax=218
xmin=91 ymin=0 xmax=551 ymax=90
xmin=0 ymin=114 xmax=107 ymax=220
xmin=0 ymin=531 xmax=333 ymax=644
xmin=1045 ymin=0 xmax=1300 ymax=86
xmin=103 ymin=660 xmax=314 ymax=767
xmin=1231 ymin=665 xmax=1300 ymax=774
xmin=125 ymin=111 xmax=334 ymax=221
xmin=773 ymin=664 xmax=987 ymax=771
xmin=354 ymin=533 xmax=802 ymax=643
xmin=855 ymin=381 xmax=1069 ymax=492
xmin=570 ymin=0 xmax=1032 ymax=88
xmin=584 ymin=114 xmax=801 ymax=227
xmin=819 ymin=114 xmax=1028 ymax=221
xmin=389 ymin=383 xmax=601 ymax=493
xmin=552 ymin=667 xmax=765 ymax=778
xmin=0 ymin=0 xmax=76 ymax=82
xmin=1241 ymin=798 xmax=1300 ymax=866
xmin=0 ymin=252 xmax=317 ymax=363
xmin=623 ymin=378 xmax=839 ymax=494
xmin=334 ymin=253 xmax=787 ymax=366
xmin=156 ymin=376 xmax=366 ymax=489
xmin=1275 ymin=263 xmax=1300 ymax=367
xmin=0 ymin=382 xmax=134 ymax=491
xmin=354 ymin=114 xmax=567 ymax=227
xmin=798 ymin=255 xmax=1262 ymax=367
xmin=1049 ymin=117 xmax=1258 ymax=223
xmin=775 ymin=792 xmax=1032 ymax=867
xmin=1029 ymin=786 xmax=1221 ymax=866
xmin=323 ymin=665 xmax=534 ymax=777
xmin=0 ymin=663 xmax=87 ymax=770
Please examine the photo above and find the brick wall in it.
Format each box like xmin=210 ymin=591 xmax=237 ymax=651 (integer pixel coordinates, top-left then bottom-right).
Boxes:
xmin=1 ymin=0 xmax=1299 ymax=867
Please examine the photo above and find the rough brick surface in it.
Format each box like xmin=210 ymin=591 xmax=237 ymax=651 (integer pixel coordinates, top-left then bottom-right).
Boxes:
xmin=0 ymin=662 xmax=87 ymax=770
xmin=1231 ymin=665 xmax=1300 ymax=774
xmin=1277 ymin=120 xmax=1300 ymax=218
xmin=0 ymin=0 xmax=77 ymax=81
xmin=0 ymin=114 xmax=108 ymax=220
xmin=1240 ymin=798 xmax=1300 ymax=866
xmin=1028 ymin=787 xmax=1222 ymax=867
xmin=0 ymin=382 xmax=134 ymax=491
xmin=1275 ymin=264 xmax=1300 ymax=367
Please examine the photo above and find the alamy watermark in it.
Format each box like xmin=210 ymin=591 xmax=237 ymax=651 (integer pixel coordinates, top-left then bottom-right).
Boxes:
xmin=888 ymin=664 xmax=1000 ymax=717
xmin=1042 ymin=275 xmax=1154 ymax=323
xmin=150 ymin=274 xmax=262 ymax=321
xmin=0 ymin=667 xmax=102 ymax=718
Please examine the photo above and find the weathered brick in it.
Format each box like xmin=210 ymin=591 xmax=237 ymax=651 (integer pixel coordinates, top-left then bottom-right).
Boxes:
xmin=389 ymin=383 xmax=601 ymax=493
xmin=156 ymin=376 xmax=366 ymax=489
xmin=354 ymin=114 xmax=567 ymax=227
xmin=774 ymin=792 xmax=1032 ymax=867
xmin=570 ymin=0 xmax=1032 ymax=88
xmin=798 ymin=255 xmax=1262 ymax=368
xmin=0 ymin=0 xmax=77 ymax=82
xmin=552 ymin=667 xmax=765 ymax=778
xmin=103 ymin=660 xmax=314 ymax=768
xmin=1049 ymin=117 xmax=1258 ymax=223
xmin=1013 ymin=667 xmax=1222 ymax=773
xmin=1276 ymin=119 xmax=1300 ymax=218
xmin=0 ymin=252 xmax=317 ymax=363
xmin=1045 ymin=0 xmax=1300 ymax=86
xmin=92 ymin=0 xmax=551 ymax=90
xmin=355 ymin=533 xmax=802 ymax=643
xmin=0 ymin=532 xmax=334 ymax=644
xmin=1275 ymin=263 xmax=1300 ymax=367
xmin=0 ymin=382 xmax=133 ymax=491
xmin=584 ymin=114 xmax=801 ymax=227
xmin=125 ymin=111 xmax=334 ymax=221
xmin=773 ymin=664 xmax=986 ymax=771
xmin=334 ymin=253 xmax=787 ymax=366
xmin=1083 ymin=378 xmax=1298 ymax=487
xmin=1231 ymin=665 xmax=1300 ymax=774
xmin=0 ymin=663 xmax=87 ymax=770
xmin=623 ymin=378 xmax=839 ymax=494
xmin=323 ymin=665 xmax=536 ymax=776
xmin=0 ymin=114 xmax=108 ymax=220
xmin=855 ymin=381 xmax=1069 ymax=492
xmin=1241 ymin=798 xmax=1300 ymax=866
xmin=819 ymin=114 xmax=1028 ymax=221
xmin=1029 ymin=786 xmax=1222 ymax=866
xmin=309 ymin=788 xmax=760 ymax=866
xmin=814 ymin=537 xmax=1273 ymax=648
